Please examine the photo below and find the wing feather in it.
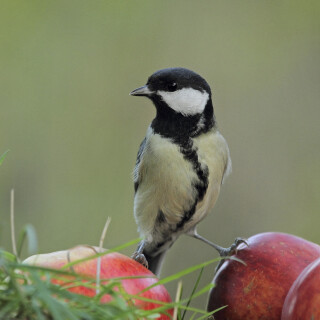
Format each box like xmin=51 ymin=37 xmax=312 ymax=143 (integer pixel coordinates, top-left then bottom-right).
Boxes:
xmin=134 ymin=137 xmax=147 ymax=193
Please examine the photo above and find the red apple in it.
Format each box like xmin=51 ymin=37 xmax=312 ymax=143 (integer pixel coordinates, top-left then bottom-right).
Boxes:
xmin=281 ymin=257 xmax=320 ymax=320
xmin=24 ymin=245 xmax=172 ymax=319
xmin=207 ymin=232 xmax=320 ymax=320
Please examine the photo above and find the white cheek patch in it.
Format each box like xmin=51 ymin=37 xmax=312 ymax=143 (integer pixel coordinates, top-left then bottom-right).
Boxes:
xmin=158 ymin=88 xmax=209 ymax=116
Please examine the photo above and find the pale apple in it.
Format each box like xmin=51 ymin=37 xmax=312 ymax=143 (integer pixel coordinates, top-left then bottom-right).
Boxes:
xmin=24 ymin=245 xmax=172 ymax=319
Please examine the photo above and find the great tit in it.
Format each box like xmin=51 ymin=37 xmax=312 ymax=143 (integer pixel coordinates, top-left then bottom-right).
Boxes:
xmin=130 ymin=67 xmax=244 ymax=276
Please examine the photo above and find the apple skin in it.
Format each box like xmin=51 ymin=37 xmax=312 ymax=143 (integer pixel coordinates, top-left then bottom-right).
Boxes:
xmin=24 ymin=245 xmax=172 ymax=319
xmin=281 ymin=257 xmax=320 ymax=320
xmin=207 ymin=232 xmax=320 ymax=320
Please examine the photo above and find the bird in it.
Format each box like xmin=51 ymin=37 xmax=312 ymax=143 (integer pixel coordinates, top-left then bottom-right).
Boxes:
xmin=130 ymin=67 xmax=244 ymax=276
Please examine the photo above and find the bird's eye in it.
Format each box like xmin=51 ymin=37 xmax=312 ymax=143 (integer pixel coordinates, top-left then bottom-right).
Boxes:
xmin=167 ymin=82 xmax=177 ymax=92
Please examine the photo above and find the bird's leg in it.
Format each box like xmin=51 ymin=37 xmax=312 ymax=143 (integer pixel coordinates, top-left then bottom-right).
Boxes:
xmin=131 ymin=240 xmax=148 ymax=268
xmin=187 ymin=229 xmax=248 ymax=270
xmin=191 ymin=233 xmax=248 ymax=257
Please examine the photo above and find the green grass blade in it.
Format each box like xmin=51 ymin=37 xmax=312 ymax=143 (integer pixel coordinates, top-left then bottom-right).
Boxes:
xmin=140 ymin=257 xmax=219 ymax=294
xmin=196 ymin=305 xmax=228 ymax=320
xmin=0 ymin=150 xmax=9 ymax=166
xmin=0 ymin=250 xmax=17 ymax=263
xmin=181 ymin=267 xmax=204 ymax=320
xmin=17 ymin=223 xmax=38 ymax=257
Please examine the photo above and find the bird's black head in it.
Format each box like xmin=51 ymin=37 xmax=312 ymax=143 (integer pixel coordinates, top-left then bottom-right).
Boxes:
xmin=130 ymin=68 xmax=215 ymax=141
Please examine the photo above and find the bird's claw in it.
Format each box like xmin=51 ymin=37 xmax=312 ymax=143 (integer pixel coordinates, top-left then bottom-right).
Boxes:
xmin=215 ymin=237 xmax=248 ymax=273
xmin=219 ymin=237 xmax=248 ymax=257
xmin=131 ymin=252 xmax=148 ymax=269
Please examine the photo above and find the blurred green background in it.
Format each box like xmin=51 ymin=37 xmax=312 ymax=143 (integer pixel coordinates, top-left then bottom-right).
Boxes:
xmin=1 ymin=0 xmax=319 ymax=311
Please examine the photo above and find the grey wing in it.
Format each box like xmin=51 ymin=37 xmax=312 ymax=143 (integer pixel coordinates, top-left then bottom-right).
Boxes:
xmin=134 ymin=137 xmax=147 ymax=193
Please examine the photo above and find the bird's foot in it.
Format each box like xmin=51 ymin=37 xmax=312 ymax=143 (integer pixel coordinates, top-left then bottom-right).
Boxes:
xmin=131 ymin=251 xmax=148 ymax=269
xmin=218 ymin=237 xmax=248 ymax=257
xmin=189 ymin=231 xmax=248 ymax=272
xmin=215 ymin=237 xmax=248 ymax=273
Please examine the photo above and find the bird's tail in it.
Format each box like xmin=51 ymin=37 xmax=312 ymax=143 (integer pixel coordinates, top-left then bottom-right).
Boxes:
xmin=144 ymin=250 xmax=167 ymax=277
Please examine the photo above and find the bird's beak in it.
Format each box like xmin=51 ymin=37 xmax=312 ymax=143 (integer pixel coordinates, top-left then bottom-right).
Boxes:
xmin=130 ymin=85 xmax=153 ymax=97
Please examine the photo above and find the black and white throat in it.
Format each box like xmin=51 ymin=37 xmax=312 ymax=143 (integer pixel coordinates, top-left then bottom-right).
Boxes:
xmin=150 ymin=87 xmax=216 ymax=144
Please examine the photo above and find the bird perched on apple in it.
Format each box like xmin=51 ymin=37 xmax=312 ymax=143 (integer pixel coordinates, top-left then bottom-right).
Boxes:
xmin=130 ymin=67 xmax=245 ymax=275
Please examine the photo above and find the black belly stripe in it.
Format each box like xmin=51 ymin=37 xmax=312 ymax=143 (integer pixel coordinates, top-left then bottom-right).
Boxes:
xmin=176 ymin=202 xmax=197 ymax=229
xmin=175 ymin=138 xmax=209 ymax=230
xmin=156 ymin=210 xmax=166 ymax=224
xmin=179 ymin=139 xmax=209 ymax=201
